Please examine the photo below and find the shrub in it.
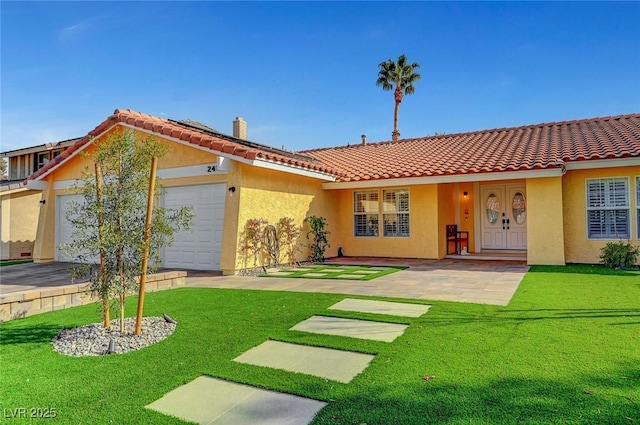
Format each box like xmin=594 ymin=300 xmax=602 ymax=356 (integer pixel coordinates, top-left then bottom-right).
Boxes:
xmin=600 ymin=241 xmax=639 ymax=269
xmin=305 ymin=216 xmax=330 ymax=263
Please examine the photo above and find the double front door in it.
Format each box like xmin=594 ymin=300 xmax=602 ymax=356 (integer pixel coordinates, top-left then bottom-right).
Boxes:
xmin=480 ymin=184 xmax=527 ymax=250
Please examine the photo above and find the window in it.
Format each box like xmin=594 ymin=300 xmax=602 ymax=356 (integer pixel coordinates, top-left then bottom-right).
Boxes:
xmin=382 ymin=189 xmax=410 ymax=237
xmin=36 ymin=152 xmax=50 ymax=170
xmin=586 ymin=178 xmax=629 ymax=239
xmin=354 ymin=191 xmax=379 ymax=236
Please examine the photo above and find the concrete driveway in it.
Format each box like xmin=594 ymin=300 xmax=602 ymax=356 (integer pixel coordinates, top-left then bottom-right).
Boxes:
xmin=0 ymin=262 xmax=90 ymax=294
xmin=0 ymin=262 xmax=221 ymax=295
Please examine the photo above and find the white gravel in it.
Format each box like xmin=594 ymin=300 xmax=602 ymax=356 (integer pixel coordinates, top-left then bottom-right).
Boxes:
xmin=52 ymin=316 xmax=177 ymax=357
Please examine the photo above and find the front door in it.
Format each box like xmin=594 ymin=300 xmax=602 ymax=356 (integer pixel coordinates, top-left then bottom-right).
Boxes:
xmin=480 ymin=184 xmax=527 ymax=250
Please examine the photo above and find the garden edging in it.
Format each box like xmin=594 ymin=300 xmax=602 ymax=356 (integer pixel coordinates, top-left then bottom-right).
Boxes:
xmin=0 ymin=271 xmax=187 ymax=322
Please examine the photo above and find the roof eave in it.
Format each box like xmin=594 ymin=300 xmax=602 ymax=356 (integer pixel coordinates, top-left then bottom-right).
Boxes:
xmin=322 ymin=167 xmax=563 ymax=190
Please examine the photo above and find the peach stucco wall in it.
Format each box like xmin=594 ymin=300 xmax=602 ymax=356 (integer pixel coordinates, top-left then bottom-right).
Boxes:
xmin=232 ymin=163 xmax=336 ymax=272
xmin=526 ymin=176 xmax=566 ymax=265
xmin=332 ymin=184 xmax=442 ymax=259
xmin=563 ymin=166 xmax=640 ymax=264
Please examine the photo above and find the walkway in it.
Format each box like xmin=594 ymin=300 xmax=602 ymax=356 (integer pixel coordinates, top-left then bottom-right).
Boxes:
xmin=186 ymin=259 xmax=529 ymax=306
xmin=147 ymin=298 xmax=432 ymax=424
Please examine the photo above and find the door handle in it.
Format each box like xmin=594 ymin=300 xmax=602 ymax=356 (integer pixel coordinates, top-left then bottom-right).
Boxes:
xmin=502 ymin=219 xmax=506 ymax=230
xmin=506 ymin=218 xmax=510 ymax=230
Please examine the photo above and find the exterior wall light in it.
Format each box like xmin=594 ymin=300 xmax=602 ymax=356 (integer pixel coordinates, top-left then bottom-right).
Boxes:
xmin=228 ymin=186 xmax=236 ymax=197
xmin=463 ymin=191 xmax=468 ymax=199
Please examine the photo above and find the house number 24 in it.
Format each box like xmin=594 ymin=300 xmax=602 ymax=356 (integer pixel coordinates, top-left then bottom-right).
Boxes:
xmin=206 ymin=165 xmax=217 ymax=173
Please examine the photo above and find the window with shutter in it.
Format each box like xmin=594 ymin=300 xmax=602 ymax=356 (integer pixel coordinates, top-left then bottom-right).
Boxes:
xmin=382 ymin=189 xmax=410 ymax=237
xmin=586 ymin=178 xmax=630 ymax=239
xmin=354 ymin=191 xmax=379 ymax=236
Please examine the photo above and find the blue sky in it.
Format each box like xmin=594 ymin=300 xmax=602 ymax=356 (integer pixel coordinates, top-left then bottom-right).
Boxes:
xmin=2 ymin=1 xmax=639 ymax=153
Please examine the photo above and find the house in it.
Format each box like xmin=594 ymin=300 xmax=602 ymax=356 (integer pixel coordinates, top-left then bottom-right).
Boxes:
xmin=25 ymin=109 xmax=640 ymax=273
xmin=1 ymin=138 xmax=80 ymax=260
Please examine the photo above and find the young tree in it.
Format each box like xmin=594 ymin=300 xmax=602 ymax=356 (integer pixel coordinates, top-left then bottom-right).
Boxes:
xmin=376 ymin=54 xmax=421 ymax=141
xmin=61 ymin=131 xmax=193 ymax=333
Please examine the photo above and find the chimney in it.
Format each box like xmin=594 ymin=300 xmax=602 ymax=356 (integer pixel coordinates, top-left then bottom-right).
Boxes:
xmin=361 ymin=134 xmax=367 ymax=146
xmin=233 ymin=117 xmax=247 ymax=139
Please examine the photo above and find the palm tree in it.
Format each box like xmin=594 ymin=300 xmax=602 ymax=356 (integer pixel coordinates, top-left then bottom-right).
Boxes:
xmin=376 ymin=54 xmax=421 ymax=141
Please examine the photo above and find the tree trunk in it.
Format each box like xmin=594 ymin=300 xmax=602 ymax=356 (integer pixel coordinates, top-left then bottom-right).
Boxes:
xmin=95 ymin=163 xmax=110 ymax=329
xmin=392 ymin=86 xmax=403 ymax=141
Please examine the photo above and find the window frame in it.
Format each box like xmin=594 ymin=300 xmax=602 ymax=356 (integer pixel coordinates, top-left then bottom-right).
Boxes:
xmin=353 ymin=190 xmax=380 ymax=237
xmin=585 ymin=177 xmax=630 ymax=240
xmin=382 ymin=188 xmax=410 ymax=238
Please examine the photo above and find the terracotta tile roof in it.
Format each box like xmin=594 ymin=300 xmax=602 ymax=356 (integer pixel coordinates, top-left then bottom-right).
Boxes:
xmin=303 ymin=114 xmax=640 ymax=182
xmin=28 ymin=109 xmax=337 ymax=182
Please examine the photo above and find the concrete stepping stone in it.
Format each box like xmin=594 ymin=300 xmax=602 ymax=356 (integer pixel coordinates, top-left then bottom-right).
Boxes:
xmin=234 ymin=340 xmax=374 ymax=383
xmin=303 ymin=272 xmax=328 ymax=277
xmin=290 ymin=315 xmax=408 ymax=342
xmin=146 ymin=376 xmax=326 ymax=425
xmin=329 ymin=298 xmax=431 ymax=318
xmin=268 ymin=271 xmax=296 ymax=276
xmin=336 ymin=274 xmax=366 ymax=279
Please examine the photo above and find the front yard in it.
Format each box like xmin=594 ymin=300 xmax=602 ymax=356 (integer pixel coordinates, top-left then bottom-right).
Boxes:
xmin=0 ymin=265 xmax=638 ymax=424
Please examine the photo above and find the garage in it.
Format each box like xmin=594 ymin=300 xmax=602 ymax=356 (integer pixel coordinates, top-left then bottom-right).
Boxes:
xmin=56 ymin=194 xmax=91 ymax=262
xmin=162 ymin=184 xmax=226 ymax=270
xmin=56 ymin=184 xmax=226 ymax=270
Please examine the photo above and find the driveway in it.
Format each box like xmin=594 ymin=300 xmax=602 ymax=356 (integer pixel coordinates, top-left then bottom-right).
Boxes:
xmin=186 ymin=259 xmax=529 ymax=306
xmin=0 ymin=262 xmax=90 ymax=294
xmin=0 ymin=262 xmax=221 ymax=295
xmin=1 ymin=259 xmax=529 ymax=306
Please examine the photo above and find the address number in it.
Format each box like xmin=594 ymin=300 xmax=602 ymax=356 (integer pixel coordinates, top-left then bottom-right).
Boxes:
xmin=206 ymin=165 xmax=217 ymax=173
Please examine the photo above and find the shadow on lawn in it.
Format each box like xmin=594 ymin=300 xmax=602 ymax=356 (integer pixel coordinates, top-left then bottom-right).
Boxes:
xmin=422 ymin=308 xmax=640 ymax=326
xmin=0 ymin=323 xmax=65 ymax=345
xmin=528 ymin=264 xmax=640 ymax=277
xmin=311 ymin=362 xmax=639 ymax=424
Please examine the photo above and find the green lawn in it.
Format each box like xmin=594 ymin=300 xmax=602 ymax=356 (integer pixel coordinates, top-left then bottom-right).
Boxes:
xmin=1 ymin=265 xmax=638 ymax=424
xmin=261 ymin=264 xmax=406 ymax=280
xmin=0 ymin=259 xmax=33 ymax=267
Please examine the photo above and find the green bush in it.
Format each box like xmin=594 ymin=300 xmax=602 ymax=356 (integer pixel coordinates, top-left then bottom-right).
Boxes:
xmin=599 ymin=241 xmax=639 ymax=269
xmin=304 ymin=215 xmax=330 ymax=263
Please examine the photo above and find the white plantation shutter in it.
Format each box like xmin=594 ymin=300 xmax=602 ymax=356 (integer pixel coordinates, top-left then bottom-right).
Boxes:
xmin=586 ymin=178 xmax=629 ymax=239
xmin=354 ymin=191 xmax=379 ymax=236
xmin=382 ymin=189 xmax=410 ymax=237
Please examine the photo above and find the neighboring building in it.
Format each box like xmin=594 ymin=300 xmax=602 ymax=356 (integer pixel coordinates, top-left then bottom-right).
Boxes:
xmin=0 ymin=139 xmax=79 ymax=260
xmin=22 ymin=109 xmax=640 ymax=272
xmin=2 ymin=138 xmax=80 ymax=181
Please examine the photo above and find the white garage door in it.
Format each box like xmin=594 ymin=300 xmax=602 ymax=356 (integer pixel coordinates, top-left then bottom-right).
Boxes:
xmin=57 ymin=184 xmax=225 ymax=270
xmin=56 ymin=194 xmax=98 ymax=263
xmin=162 ymin=184 xmax=226 ymax=270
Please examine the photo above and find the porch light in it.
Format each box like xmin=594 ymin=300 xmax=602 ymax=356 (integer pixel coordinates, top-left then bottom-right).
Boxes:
xmin=463 ymin=191 xmax=468 ymax=199
xmin=228 ymin=186 xmax=236 ymax=197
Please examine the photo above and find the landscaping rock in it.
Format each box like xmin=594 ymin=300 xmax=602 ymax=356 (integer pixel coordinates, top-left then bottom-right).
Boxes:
xmin=52 ymin=316 xmax=176 ymax=357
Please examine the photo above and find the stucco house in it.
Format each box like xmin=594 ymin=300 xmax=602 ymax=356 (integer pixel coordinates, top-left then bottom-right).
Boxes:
xmin=24 ymin=109 xmax=640 ymax=273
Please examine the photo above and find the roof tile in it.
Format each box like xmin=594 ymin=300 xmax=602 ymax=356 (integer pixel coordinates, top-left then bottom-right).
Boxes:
xmin=303 ymin=114 xmax=640 ymax=182
xmin=27 ymin=109 xmax=338 ymax=182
